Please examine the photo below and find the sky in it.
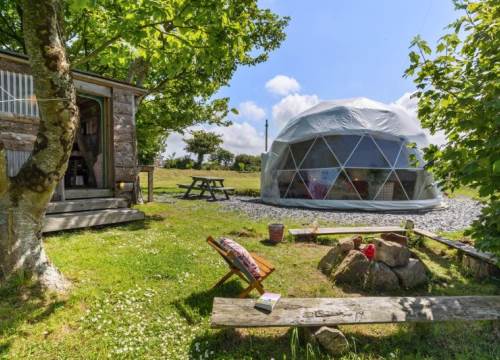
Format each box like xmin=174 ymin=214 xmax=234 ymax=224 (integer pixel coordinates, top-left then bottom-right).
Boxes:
xmin=165 ymin=0 xmax=458 ymax=158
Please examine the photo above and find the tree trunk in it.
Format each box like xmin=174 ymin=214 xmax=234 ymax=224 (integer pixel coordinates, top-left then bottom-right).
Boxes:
xmin=0 ymin=0 xmax=78 ymax=291
xmin=196 ymin=153 xmax=204 ymax=169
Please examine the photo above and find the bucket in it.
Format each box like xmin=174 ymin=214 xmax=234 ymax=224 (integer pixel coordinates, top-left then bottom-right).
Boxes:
xmin=268 ymin=223 xmax=285 ymax=244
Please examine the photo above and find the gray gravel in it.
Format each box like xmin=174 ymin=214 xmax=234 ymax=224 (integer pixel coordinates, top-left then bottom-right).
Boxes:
xmin=216 ymin=196 xmax=482 ymax=233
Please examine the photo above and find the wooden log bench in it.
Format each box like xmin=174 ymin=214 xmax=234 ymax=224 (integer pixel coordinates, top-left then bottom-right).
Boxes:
xmin=211 ymin=295 xmax=500 ymax=328
xmin=289 ymin=226 xmax=406 ymax=238
xmin=413 ymin=228 xmax=499 ymax=278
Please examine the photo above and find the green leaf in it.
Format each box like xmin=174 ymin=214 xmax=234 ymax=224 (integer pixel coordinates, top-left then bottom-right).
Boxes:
xmin=493 ymin=160 xmax=500 ymax=174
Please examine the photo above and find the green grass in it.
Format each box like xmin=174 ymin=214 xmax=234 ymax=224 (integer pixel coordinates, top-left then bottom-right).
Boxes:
xmin=1 ymin=174 xmax=499 ymax=359
xmin=140 ymin=168 xmax=260 ymax=197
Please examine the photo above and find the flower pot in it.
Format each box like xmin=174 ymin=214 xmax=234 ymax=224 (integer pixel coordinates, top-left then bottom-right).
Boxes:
xmin=268 ymin=223 xmax=285 ymax=244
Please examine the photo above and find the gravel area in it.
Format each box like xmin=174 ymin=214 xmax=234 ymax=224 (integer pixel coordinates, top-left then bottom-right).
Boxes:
xmin=216 ymin=196 xmax=482 ymax=233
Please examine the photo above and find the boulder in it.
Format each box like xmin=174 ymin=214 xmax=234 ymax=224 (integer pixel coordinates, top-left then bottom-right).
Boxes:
xmin=332 ymin=250 xmax=370 ymax=285
xmin=351 ymin=235 xmax=363 ymax=249
xmin=373 ymin=238 xmax=410 ymax=267
xmin=314 ymin=326 xmax=349 ymax=355
xmin=338 ymin=237 xmax=355 ymax=252
xmin=318 ymin=238 xmax=354 ymax=275
xmin=364 ymin=261 xmax=400 ymax=291
xmin=381 ymin=232 xmax=408 ymax=247
xmin=393 ymin=258 xmax=428 ymax=289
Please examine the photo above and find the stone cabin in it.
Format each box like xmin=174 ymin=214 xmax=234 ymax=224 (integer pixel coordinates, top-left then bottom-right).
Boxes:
xmin=0 ymin=50 xmax=147 ymax=232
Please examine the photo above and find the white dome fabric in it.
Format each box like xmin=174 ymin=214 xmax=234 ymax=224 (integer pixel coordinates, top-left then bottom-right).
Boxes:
xmin=261 ymin=98 xmax=443 ymax=211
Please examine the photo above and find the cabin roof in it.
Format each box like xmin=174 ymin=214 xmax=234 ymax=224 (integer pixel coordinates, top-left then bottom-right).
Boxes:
xmin=0 ymin=49 xmax=148 ymax=95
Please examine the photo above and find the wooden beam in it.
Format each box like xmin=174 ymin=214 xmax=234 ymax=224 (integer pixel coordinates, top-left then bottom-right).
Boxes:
xmin=47 ymin=197 xmax=127 ymax=214
xmin=289 ymin=226 xmax=405 ymax=237
xmin=65 ymin=188 xmax=113 ymax=199
xmin=414 ymin=228 xmax=498 ymax=266
xmin=43 ymin=208 xmax=144 ymax=232
xmin=211 ymin=296 xmax=500 ymax=328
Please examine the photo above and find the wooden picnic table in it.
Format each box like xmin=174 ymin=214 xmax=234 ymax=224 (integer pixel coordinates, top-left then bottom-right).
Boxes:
xmin=178 ymin=176 xmax=234 ymax=201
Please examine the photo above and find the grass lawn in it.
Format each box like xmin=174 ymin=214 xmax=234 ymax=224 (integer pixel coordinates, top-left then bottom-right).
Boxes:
xmin=141 ymin=168 xmax=260 ymax=197
xmin=1 ymin=171 xmax=499 ymax=359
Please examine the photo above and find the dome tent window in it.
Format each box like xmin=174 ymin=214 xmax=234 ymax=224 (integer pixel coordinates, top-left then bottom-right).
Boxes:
xmin=261 ymin=98 xmax=443 ymax=211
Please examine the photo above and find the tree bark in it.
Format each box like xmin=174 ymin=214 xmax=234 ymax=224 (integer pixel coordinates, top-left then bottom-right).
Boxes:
xmin=0 ymin=0 xmax=78 ymax=291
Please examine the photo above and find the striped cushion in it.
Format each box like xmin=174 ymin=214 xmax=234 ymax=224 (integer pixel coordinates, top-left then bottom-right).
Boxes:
xmin=219 ymin=238 xmax=261 ymax=280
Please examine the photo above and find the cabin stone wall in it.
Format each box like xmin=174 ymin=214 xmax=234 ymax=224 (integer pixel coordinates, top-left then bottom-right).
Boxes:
xmin=112 ymin=88 xmax=138 ymax=201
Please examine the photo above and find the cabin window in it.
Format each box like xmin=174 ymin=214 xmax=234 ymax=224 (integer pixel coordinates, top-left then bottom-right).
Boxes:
xmin=0 ymin=70 xmax=38 ymax=117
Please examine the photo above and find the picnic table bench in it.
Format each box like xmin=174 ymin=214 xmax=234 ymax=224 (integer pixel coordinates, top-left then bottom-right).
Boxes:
xmin=211 ymin=295 xmax=500 ymax=328
xmin=178 ymin=176 xmax=234 ymax=201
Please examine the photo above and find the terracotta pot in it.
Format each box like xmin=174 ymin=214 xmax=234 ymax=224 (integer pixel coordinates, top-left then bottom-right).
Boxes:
xmin=268 ymin=223 xmax=285 ymax=244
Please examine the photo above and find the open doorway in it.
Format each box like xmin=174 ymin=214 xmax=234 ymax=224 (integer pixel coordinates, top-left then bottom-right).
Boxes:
xmin=64 ymin=95 xmax=106 ymax=189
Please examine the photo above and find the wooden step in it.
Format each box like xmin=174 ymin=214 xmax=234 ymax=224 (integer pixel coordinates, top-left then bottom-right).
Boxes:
xmin=47 ymin=198 xmax=128 ymax=214
xmin=65 ymin=188 xmax=114 ymax=199
xmin=43 ymin=208 xmax=145 ymax=232
xmin=211 ymin=296 xmax=500 ymax=328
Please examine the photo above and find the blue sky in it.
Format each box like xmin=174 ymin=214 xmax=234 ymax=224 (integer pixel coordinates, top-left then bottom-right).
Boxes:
xmin=166 ymin=0 xmax=458 ymax=157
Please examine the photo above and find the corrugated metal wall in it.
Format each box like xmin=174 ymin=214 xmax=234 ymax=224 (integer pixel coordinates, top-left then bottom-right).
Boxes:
xmin=6 ymin=149 xmax=31 ymax=176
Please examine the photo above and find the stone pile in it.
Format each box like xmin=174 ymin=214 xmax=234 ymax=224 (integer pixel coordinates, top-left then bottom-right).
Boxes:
xmin=318 ymin=233 xmax=428 ymax=291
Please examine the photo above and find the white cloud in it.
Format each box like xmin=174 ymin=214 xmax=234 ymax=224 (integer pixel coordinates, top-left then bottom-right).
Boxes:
xmin=265 ymin=75 xmax=301 ymax=96
xmin=392 ymin=92 xmax=447 ymax=146
xmin=164 ymin=122 xmax=265 ymax=158
xmin=213 ymin=122 xmax=265 ymax=155
xmin=272 ymin=93 xmax=320 ymax=128
xmin=238 ymin=101 xmax=266 ymax=122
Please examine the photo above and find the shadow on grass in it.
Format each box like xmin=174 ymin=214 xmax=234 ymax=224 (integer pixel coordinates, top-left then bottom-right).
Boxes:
xmin=189 ymin=328 xmax=294 ymax=359
xmin=173 ymin=280 xmax=245 ymax=324
xmin=0 ymin=277 xmax=66 ymax=356
xmin=188 ymin=320 xmax=499 ymax=359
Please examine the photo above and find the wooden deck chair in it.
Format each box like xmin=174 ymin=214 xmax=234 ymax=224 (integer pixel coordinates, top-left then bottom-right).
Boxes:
xmin=207 ymin=236 xmax=275 ymax=298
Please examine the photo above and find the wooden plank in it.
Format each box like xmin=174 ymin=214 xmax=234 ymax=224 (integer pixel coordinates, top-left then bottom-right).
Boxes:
xmin=47 ymin=197 xmax=128 ymax=214
xmin=289 ymin=226 xmax=405 ymax=236
xmin=211 ymin=296 xmax=500 ymax=328
xmin=65 ymin=188 xmax=114 ymax=199
xmin=414 ymin=228 xmax=498 ymax=266
xmin=43 ymin=208 xmax=144 ymax=232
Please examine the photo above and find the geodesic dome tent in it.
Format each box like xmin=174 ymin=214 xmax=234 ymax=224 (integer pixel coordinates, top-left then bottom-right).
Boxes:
xmin=261 ymin=98 xmax=443 ymax=211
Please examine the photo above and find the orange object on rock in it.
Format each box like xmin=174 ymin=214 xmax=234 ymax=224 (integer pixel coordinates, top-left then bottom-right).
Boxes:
xmin=362 ymin=243 xmax=376 ymax=260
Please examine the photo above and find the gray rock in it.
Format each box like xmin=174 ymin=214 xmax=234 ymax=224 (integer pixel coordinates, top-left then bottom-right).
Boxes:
xmin=313 ymin=326 xmax=349 ymax=355
xmin=318 ymin=237 xmax=356 ymax=275
xmin=364 ymin=261 xmax=400 ymax=291
xmin=393 ymin=258 xmax=428 ymax=289
xmin=381 ymin=232 xmax=408 ymax=247
xmin=332 ymin=250 xmax=370 ymax=285
xmin=373 ymin=238 xmax=410 ymax=267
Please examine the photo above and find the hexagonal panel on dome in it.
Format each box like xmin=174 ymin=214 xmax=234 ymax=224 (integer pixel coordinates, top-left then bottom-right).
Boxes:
xmin=345 ymin=135 xmax=390 ymax=168
xmin=324 ymin=135 xmax=361 ymax=165
xmin=299 ymin=137 xmax=339 ymax=169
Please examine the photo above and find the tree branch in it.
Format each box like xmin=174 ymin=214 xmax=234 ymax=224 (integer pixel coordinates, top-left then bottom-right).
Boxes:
xmin=72 ymin=21 xmax=165 ymax=68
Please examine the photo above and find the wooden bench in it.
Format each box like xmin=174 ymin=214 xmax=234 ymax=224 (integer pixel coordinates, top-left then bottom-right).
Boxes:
xmin=211 ymin=295 xmax=500 ymax=328
xmin=289 ymin=226 xmax=406 ymax=238
xmin=413 ymin=228 xmax=498 ymax=266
